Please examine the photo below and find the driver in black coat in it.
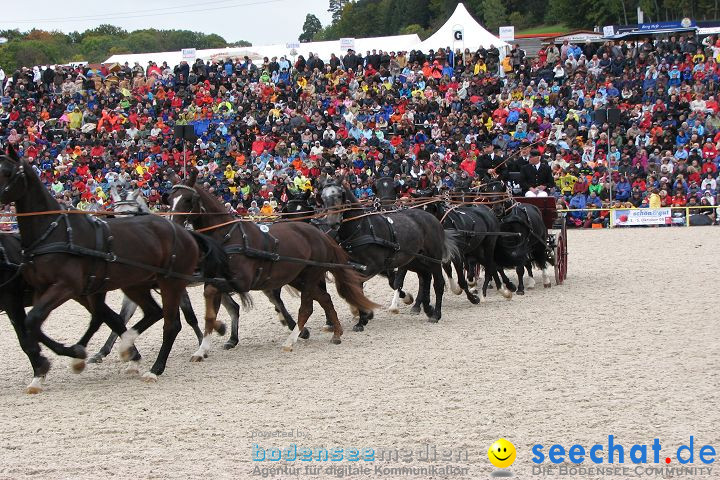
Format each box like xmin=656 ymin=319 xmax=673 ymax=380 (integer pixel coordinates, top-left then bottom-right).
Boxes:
xmin=520 ymin=149 xmax=555 ymax=197
xmin=475 ymin=144 xmax=506 ymax=182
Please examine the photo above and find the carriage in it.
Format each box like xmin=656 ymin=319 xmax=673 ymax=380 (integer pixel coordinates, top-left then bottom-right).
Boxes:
xmin=515 ymin=196 xmax=568 ymax=285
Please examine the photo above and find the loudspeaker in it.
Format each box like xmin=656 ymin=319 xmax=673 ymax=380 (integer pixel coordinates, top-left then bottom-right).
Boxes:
xmin=174 ymin=125 xmax=197 ymax=142
xmin=607 ymin=108 xmax=621 ymax=126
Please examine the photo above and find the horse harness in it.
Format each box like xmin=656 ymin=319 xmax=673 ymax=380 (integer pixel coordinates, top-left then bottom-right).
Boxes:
xmin=338 ymin=211 xmax=443 ymax=266
xmin=19 ymin=213 xmax=194 ymax=294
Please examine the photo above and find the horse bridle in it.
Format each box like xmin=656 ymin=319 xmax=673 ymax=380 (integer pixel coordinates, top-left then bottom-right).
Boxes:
xmin=169 ymin=184 xmax=204 ymax=229
xmin=1 ymin=162 xmax=27 ymax=202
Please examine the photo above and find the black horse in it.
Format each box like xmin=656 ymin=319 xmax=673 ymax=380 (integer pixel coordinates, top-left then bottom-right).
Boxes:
xmin=422 ymin=201 xmax=508 ymax=303
xmin=485 ymin=181 xmax=555 ymax=295
xmin=319 ymin=178 xmax=458 ymax=326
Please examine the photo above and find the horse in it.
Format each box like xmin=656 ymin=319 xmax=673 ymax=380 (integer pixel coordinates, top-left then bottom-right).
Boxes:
xmin=0 ymin=146 xmax=239 ymax=391
xmin=484 ymin=180 xmax=554 ymax=295
xmin=86 ymin=187 xmax=243 ymax=363
xmin=319 ymin=178 xmax=459 ymax=326
xmin=421 ymin=200 xmax=508 ymax=303
xmin=281 ymin=190 xmax=316 ymax=221
xmin=167 ymin=170 xmax=378 ymax=355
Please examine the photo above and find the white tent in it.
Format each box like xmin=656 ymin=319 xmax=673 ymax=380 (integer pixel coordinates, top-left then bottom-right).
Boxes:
xmin=417 ymin=3 xmax=510 ymax=53
xmin=104 ymin=34 xmax=421 ymax=68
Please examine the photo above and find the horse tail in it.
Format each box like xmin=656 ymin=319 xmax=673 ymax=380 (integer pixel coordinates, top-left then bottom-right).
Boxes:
xmin=190 ymin=231 xmax=253 ymax=310
xmin=442 ymin=229 xmax=462 ymax=264
xmin=325 ymin=240 xmax=379 ymax=313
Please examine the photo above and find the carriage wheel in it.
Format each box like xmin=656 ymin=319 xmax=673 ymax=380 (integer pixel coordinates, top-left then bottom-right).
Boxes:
xmin=554 ymin=225 xmax=568 ymax=285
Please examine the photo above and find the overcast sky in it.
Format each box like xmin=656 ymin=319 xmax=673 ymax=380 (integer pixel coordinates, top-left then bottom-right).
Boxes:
xmin=1 ymin=0 xmax=333 ymax=46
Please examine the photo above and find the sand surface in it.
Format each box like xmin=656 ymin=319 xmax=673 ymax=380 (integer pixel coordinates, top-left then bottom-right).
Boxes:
xmin=0 ymin=227 xmax=718 ymax=480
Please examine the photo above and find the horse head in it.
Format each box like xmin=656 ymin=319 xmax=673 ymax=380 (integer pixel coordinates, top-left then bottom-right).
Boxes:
xmin=0 ymin=144 xmax=28 ymax=204
xmin=319 ymin=176 xmax=349 ymax=229
xmin=483 ymin=180 xmax=513 ymax=217
xmin=166 ymin=168 xmax=203 ymax=229
xmin=112 ymin=188 xmax=149 ymax=215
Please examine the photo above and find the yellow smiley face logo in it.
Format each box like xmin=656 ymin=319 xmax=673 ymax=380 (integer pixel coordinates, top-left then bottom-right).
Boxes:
xmin=488 ymin=438 xmax=516 ymax=468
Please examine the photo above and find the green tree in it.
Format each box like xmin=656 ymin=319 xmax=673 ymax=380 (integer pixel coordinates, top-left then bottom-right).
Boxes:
xmin=299 ymin=14 xmax=323 ymax=42
xmin=328 ymin=0 xmax=351 ymax=23
xmin=228 ymin=40 xmax=253 ymax=47
xmin=482 ymin=0 xmax=508 ymax=32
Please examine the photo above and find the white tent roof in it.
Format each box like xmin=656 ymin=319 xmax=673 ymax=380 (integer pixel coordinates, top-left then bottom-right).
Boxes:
xmin=104 ymin=34 xmax=421 ymax=68
xmin=417 ymin=2 xmax=510 ymax=52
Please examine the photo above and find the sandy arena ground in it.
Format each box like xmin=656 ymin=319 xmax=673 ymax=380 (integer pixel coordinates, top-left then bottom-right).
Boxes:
xmin=0 ymin=227 xmax=718 ymax=480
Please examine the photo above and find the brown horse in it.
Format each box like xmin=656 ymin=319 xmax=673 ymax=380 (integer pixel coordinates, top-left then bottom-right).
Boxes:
xmin=167 ymin=170 xmax=378 ymax=355
xmin=0 ymin=146 xmax=237 ymax=392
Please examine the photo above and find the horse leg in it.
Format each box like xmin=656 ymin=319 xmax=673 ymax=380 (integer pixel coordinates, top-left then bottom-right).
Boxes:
xmin=23 ymin=284 xmax=75 ymax=394
xmin=389 ymin=268 xmax=409 ymax=314
xmin=515 ymin=265 xmax=526 ymax=296
xmin=456 ymin=258 xmax=479 ymax=304
xmin=420 ymin=272 xmax=434 ymax=319
xmin=190 ymin=284 xmax=223 ymax=362
xmin=4 ymin=297 xmax=51 ymax=392
xmin=524 ymin=263 xmax=536 ymax=289
xmin=68 ymin=294 xmax=130 ymax=374
xmin=410 ymin=274 xmax=424 ymax=315
xmin=88 ymin=295 xmax=138 ymax=364
xmin=282 ymin=286 xmax=313 ymax=352
xmin=263 ymin=288 xmax=310 ymax=339
xmin=429 ymin=266 xmax=445 ymax=323
xmin=142 ymin=282 xmax=185 ymax=381
xmin=443 ymin=261 xmax=463 ymax=296
xmin=118 ymin=288 xmax=164 ymax=374
xmin=311 ymin=278 xmax=343 ymax=345
xmin=354 ymin=282 xmax=374 ymax=331
xmin=221 ymin=293 xmax=242 ymax=349
xmin=180 ymin=289 xmax=204 ymax=345
xmin=497 ymin=268 xmax=516 ymax=294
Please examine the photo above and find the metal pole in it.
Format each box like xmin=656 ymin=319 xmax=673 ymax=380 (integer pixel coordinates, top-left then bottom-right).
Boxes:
xmin=183 ymin=140 xmax=187 ymax=179
xmin=607 ymin=125 xmax=613 ymax=226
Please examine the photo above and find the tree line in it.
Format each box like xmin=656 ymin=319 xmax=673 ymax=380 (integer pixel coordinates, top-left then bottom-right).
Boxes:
xmin=300 ymin=0 xmax=720 ymax=42
xmin=0 ymin=25 xmax=252 ymax=71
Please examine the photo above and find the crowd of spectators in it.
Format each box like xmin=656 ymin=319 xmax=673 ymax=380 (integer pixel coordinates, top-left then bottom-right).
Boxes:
xmin=2 ymin=32 xmax=720 ymax=228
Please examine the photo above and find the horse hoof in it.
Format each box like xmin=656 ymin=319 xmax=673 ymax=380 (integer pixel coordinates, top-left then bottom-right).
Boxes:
xmin=526 ymin=277 xmax=536 ymax=289
xmin=331 ymin=337 xmax=342 ymax=345
xmin=26 ymin=377 xmax=44 ymax=394
xmin=479 ymin=294 xmax=487 ymax=304
xmin=215 ymin=322 xmax=227 ymax=336
xmin=282 ymin=345 xmax=293 ymax=352
xmin=517 ymin=290 xmax=525 ymax=296
xmin=125 ymin=361 xmax=140 ymax=375
xmin=190 ymin=355 xmax=204 ymax=362
xmin=118 ymin=329 xmax=139 ymax=362
xmin=544 ymin=283 xmax=552 ymax=289
xmin=427 ymin=317 xmax=440 ymax=323
xmin=469 ymin=295 xmax=481 ymax=305
xmin=388 ymin=307 xmax=399 ymax=314
xmin=322 ymin=325 xmax=334 ymax=332
xmin=223 ymin=340 xmax=238 ymax=350
xmin=141 ymin=372 xmax=158 ymax=383
xmin=402 ymin=294 xmax=414 ymax=305
xmin=87 ymin=354 xmax=104 ymax=364
xmin=299 ymin=328 xmax=310 ymax=340
xmin=70 ymin=358 xmax=86 ymax=374
xmin=500 ymin=288 xmax=513 ymax=300
xmin=352 ymin=324 xmax=364 ymax=332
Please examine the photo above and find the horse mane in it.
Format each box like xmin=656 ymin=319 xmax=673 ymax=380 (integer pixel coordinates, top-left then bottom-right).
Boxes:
xmin=195 ymin=184 xmax=230 ymax=216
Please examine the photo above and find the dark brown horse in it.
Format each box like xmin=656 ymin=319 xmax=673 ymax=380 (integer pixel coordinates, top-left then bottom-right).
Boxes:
xmin=0 ymin=146 xmax=237 ymax=392
xmin=167 ymin=170 xmax=378 ymax=355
